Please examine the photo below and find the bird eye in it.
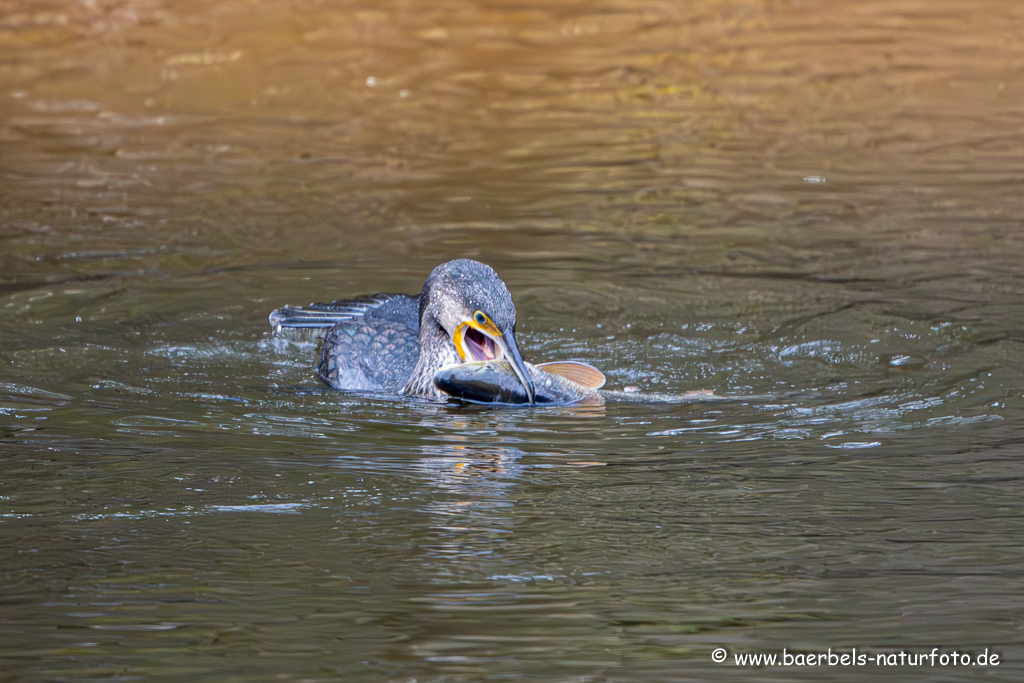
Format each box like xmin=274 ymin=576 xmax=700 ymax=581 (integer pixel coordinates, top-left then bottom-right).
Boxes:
xmin=474 ymin=311 xmax=487 ymax=325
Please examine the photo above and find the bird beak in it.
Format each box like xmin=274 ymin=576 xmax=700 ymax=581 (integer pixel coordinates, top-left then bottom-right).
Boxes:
xmin=453 ymin=319 xmax=535 ymax=404
xmin=500 ymin=329 xmax=535 ymax=405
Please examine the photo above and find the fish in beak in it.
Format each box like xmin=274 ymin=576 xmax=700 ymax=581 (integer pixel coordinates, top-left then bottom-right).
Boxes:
xmin=453 ymin=313 xmax=535 ymax=404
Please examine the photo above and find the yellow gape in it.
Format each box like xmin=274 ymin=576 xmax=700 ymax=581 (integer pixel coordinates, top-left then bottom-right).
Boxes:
xmin=453 ymin=310 xmax=504 ymax=362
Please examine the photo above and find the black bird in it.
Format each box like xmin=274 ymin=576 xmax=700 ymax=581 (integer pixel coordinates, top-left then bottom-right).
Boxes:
xmin=269 ymin=259 xmax=535 ymax=402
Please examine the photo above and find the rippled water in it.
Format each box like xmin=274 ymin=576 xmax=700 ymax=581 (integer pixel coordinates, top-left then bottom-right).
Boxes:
xmin=2 ymin=0 xmax=1024 ymax=680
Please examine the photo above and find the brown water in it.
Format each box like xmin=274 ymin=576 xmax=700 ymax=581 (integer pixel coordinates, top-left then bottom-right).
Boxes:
xmin=2 ymin=1 xmax=1024 ymax=680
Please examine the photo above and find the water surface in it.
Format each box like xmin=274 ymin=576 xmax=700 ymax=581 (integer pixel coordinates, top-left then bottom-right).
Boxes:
xmin=2 ymin=0 xmax=1024 ymax=680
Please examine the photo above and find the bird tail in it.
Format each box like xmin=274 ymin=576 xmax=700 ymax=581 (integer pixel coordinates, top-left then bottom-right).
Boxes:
xmin=269 ymin=296 xmax=395 ymax=331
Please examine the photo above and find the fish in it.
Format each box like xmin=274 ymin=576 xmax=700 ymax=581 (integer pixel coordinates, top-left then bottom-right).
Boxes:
xmin=434 ymin=359 xmax=774 ymax=406
xmin=433 ymin=360 xmax=606 ymax=405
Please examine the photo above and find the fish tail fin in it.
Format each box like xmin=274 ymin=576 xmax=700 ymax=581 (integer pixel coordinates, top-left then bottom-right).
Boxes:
xmin=536 ymin=361 xmax=606 ymax=390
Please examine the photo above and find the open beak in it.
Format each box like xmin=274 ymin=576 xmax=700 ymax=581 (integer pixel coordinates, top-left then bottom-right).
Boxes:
xmin=454 ymin=321 xmax=536 ymax=404
xmin=500 ymin=329 xmax=535 ymax=405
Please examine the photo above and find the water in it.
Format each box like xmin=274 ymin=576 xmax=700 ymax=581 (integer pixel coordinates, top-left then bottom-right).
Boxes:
xmin=2 ymin=0 xmax=1024 ymax=680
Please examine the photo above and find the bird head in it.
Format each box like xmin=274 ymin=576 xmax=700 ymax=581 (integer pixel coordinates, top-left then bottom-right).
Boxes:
xmin=421 ymin=259 xmax=535 ymax=404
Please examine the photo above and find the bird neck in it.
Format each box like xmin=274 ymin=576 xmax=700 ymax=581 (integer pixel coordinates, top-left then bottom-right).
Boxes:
xmin=403 ymin=314 xmax=460 ymax=399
